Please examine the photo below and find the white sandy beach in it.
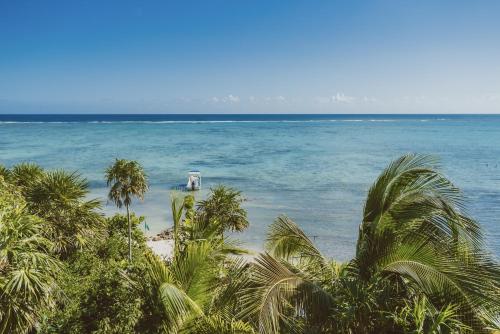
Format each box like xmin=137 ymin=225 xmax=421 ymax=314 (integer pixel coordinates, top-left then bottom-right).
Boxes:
xmin=146 ymin=239 xmax=174 ymax=260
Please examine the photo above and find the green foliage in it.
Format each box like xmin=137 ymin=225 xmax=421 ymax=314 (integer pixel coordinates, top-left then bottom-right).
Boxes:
xmin=2 ymin=155 xmax=499 ymax=333
xmin=106 ymin=213 xmax=147 ymax=246
xmin=171 ymin=193 xmax=185 ymax=254
xmin=140 ymin=188 xmax=253 ymax=333
xmin=43 ymin=257 xmax=144 ymax=334
xmin=0 ymin=177 xmax=61 ymax=334
xmin=8 ymin=162 xmax=45 ymax=192
xmin=0 ymin=165 xmax=10 ymax=180
xmin=175 ymin=187 xmax=249 ymax=255
xmin=390 ymin=295 xmax=472 ymax=333
xmin=186 ymin=315 xmax=255 ymax=334
xmin=145 ymin=244 xmax=254 ymax=333
xmin=1 ymin=163 xmax=104 ymax=258
xmin=197 ymin=185 xmax=249 ymax=233
xmin=38 ymin=214 xmax=152 ymax=334
xmin=26 ymin=170 xmax=105 ymax=257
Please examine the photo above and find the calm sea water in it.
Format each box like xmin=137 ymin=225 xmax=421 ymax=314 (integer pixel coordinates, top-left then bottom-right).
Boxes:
xmin=1 ymin=114 xmax=499 ymax=260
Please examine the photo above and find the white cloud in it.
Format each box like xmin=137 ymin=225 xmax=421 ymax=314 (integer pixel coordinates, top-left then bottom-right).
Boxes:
xmin=225 ymin=94 xmax=240 ymax=103
xmin=249 ymin=95 xmax=287 ymax=104
xmin=314 ymin=93 xmax=357 ymax=104
xmin=331 ymin=93 xmax=355 ymax=103
xmin=209 ymin=94 xmax=240 ymax=104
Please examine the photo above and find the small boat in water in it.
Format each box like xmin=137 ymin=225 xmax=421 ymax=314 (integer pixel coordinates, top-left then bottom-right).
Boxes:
xmin=186 ymin=171 xmax=201 ymax=191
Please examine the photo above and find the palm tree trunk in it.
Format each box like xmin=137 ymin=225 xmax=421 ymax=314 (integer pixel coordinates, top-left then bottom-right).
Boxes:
xmin=126 ymin=204 xmax=132 ymax=262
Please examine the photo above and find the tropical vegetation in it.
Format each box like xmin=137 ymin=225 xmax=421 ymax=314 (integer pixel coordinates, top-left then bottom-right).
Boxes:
xmin=0 ymin=154 xmax=498 ymax=333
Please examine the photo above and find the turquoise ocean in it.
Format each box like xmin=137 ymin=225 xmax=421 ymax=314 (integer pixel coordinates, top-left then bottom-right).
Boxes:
xmin=1 ymin=114 xmax=499 ymax=260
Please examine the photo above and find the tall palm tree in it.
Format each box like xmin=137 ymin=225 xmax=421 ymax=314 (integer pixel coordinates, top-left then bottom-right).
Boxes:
xmin=105 ymin=159 xmax=148 ymax=262
xmin=240 ymin=154 xmax=500 ymax=333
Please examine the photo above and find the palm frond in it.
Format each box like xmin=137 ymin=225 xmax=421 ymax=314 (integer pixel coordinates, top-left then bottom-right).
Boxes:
xmin=0 ymin=165 xmax=10 ymax=181
xmin=357 ymin=154 xmax=484 ymax=278
xmin=145 ymin=253 xmax=204 ymax=332
xmin=377 ymin=236 xmax=500 ymax=319
xmin=266 ymin=216 xmax=325 ymax=267
xmin=170 ymin=240 xmax=219 ymax=307
xmin=9 ymin=162 xmax=44 ymax=192
xmin=182 ymin=315 xmax=255 ymax=334
xmin=239 ymin=253 xmax=333 ymax=334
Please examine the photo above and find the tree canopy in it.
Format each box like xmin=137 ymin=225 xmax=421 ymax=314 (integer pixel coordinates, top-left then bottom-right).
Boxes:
xmin=0 ymin=155 xmax=498 ymax=334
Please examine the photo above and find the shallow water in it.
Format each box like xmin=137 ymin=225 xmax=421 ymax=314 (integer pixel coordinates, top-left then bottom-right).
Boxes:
xmin=1 ymin=114 xmax=499 ymax=260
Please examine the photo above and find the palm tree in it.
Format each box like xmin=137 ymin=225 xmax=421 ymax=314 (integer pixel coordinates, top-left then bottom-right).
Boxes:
xmin=145 ymin=239 xmax=252 ymax=333
xmin=26 ymin=170 xmax=104 ymax=257
xmin=144 ymin=190 xmax=252 ymax=333
xmin=197 ymin=185 xmax=249 ymax=234
xmin=0 ymin=177 xmax=60 ymax=334
xmin=8 ymin=162 xmax=44 ymax=194
xmin=105 ymin=159 xmax=148 ymax=262
xmin=240 ymin=154 xmax=500 ymax=333
xmin=2 ymin=163 xmax=104 ymax=257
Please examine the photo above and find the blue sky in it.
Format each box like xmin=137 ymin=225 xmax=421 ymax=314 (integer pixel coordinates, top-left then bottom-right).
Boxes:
xmin=1 ymin=1 xmax=499 ymax=114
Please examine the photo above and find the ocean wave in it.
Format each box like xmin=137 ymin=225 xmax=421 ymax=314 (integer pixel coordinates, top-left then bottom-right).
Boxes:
xmin=0 ymin=121 xmax=74 ymax=124
xmin=0 ymin=118 xmax=453 ymax=124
